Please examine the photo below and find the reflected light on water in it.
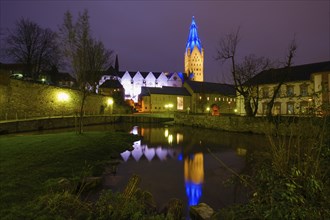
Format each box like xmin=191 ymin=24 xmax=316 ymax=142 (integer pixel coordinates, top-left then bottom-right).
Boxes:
xmin=236 ymin=147 xmax=247 ymax=156
xmin=177 ymin=133 xmax=183 ymax=144
xmin=120 ymin=150 xmax=130 ymax=162
xmin=144 ymin=147 xmax=155 ymax=161
xmin=122 ymin=126 xmax=205 ymax=207
xmin=184 ymin=153 xmax=204 ymax=206
xmin=164 ymin=129 xmax=169 ymax=137
xmin=131 ymin=126 xmax=138 ymax=135
xmin=168 ymin=134 xmax=173 ymax=145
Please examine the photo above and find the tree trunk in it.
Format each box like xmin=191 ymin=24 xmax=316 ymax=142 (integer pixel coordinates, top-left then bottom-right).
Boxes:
xmin=78 ymin=89 xmax=87 ymax=134
xmin=243 ymin=95 xmax=254 ymax=117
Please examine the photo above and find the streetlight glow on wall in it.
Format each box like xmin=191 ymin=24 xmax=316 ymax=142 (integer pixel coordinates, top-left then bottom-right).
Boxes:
xmin=57 ymin=92 xmax=69 ymax=102
xmin=107 ymin=98 xmax=114 ymax=106
xmin=107 ymin=98 xmax=114 ymax=114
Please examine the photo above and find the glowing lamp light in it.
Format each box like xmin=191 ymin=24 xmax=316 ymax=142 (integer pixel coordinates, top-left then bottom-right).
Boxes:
xmin=206 ymin=107 xmax=210 ymax=111
xmin=234 ymin=109 xmax=238 ymax=113
xmin=57 ymin=92 xmax=69 ymax=102
xmin=107 ymin=98 xmax=114 ymax=106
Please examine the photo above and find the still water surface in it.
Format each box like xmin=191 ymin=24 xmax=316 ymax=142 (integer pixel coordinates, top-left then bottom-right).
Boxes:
xmin=25 ymin=123 xmax=268 ymax=213
xmin=98 ymin=123 xmax=268 ymax=213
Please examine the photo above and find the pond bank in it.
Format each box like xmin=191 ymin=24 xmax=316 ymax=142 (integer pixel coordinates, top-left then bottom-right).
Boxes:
xmin=0 ymin=114 xmax=173 ymax=134
xmin=174 ymin=114 xmax=327 ymax=135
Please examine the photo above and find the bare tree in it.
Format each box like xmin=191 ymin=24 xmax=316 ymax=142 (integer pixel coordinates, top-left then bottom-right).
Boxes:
xmin=266 ymin=37 xmax=297 ymax=118
xmin=4 ymin=18 xmax=59 ymax=79
xmin=216 ymin=29 xmax=271 ymax=116
xmin=236 ymin=55 xmax=271 ymax=115
xmin=59 ymin=9 xmax=113 ymax=134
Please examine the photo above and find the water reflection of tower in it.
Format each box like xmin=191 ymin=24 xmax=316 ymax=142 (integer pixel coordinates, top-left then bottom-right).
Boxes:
xmin=184 ymin=153 xmax=204 ymax=207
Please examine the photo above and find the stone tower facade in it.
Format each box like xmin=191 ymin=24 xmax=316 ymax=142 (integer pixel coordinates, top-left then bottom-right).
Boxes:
xmin=184 ymin=16 xmax=204 ymax=82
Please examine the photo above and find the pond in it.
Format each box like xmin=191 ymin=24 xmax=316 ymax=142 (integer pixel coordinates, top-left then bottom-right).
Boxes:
xmin=99 ymin=123 xmax=268 ymax=214
xmin=22 ymin=122 xmax=268 ymax=214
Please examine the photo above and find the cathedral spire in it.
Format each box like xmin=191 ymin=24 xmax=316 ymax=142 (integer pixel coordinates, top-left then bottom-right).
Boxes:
xmin=186 ymin=16 xmax=202 ymax=53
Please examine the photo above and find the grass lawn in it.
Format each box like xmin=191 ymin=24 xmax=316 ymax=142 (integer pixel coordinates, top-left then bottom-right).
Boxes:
xmin=0 ymin=131 xmax=138 ymax=218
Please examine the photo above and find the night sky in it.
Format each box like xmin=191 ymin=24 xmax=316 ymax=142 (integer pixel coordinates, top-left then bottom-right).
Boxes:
xmin=0 ymin=1 xmax=329 ymax=83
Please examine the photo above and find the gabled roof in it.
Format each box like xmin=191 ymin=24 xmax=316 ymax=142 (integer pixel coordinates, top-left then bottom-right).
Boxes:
xmin=185 ymin=81 xmax=236 ymax=96
xmin=99 ymin=79 xmax=123 ymax=88
xmin=246 ymin=61 xmax=330 ymax=85
xmin=186 ymin=16 xmax=202 ymax=53
xmin=140 ymin=86 xmax=191 ymax=96
xmin=56 ymin=72 xmax=76 ymax=82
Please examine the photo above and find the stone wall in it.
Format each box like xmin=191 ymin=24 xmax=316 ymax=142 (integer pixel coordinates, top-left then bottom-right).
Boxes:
xmin=174 ymin=113 xmax=326 ymax=135
xmin=0 ymin=79 xmax=114 ymax=120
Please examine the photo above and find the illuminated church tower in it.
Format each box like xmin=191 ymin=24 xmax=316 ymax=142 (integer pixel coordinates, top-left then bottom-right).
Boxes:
xmin=185 ymin=16 xmax=204 ymax=82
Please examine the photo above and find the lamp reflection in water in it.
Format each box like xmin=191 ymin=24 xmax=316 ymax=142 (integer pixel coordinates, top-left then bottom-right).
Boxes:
xmin=184 ymin=153 xmax=204 ymax=206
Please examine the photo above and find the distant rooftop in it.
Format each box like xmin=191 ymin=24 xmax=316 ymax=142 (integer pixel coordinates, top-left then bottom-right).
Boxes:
xmin=246 ymin=61 xmax=330 ymax=85
xmin=99 ymin=79 xmax=123 ymax=88
xmin=140 ymin=86 xmax=191 ymax=96
xmin=185 ymin=80 xmax=236 ymax=96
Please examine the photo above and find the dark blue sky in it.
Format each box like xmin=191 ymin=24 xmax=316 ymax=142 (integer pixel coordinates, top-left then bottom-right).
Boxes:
xmin=1 ymin=0 xmax=329 ymax=83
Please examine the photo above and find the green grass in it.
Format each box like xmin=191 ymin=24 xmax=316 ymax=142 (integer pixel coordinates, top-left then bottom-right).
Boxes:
xmin=0 ymin=131 xmax=138 ymax=218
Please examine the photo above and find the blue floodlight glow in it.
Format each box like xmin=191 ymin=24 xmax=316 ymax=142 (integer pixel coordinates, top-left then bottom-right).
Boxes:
xmin=186 ymin=16 xmax=202 ymax=53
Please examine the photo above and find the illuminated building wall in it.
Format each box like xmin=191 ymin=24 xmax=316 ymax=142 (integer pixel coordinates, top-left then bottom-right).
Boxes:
xmin=185 ymin=16 xmax=204 ymax=82
xmin=99 ymin=71 xmax=183 ymax=103
xmin=0 ymin=79 xmax=114 ymax=119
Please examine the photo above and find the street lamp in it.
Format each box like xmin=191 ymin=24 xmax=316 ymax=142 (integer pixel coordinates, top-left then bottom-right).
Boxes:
xmin=107 ymin=98 xmax=114 ymax=114
xmin=57 ymin=92 xmax=69 ymax=102
xmin=206 ymin=107 xmax=210 ymax=114
xmin=57 ymin=91 xmax=70 ymax=117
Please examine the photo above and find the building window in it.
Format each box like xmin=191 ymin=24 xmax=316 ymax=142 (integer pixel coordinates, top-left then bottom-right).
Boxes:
xmin=177 ymin=97 xmax=183 ymax=110
xmin=287 ymin=85 xmax=294 ymax=97
xmin=287 ymin=102 xmax=294 ymax=114
xmin=199 ymin=96 xmax=202 ymax=100
xmin=207 ymin=97 xmax=209 ymax=101
xmin=262 ymin=103 xmax=268 ymax=115
xmin=300 ymin=84 xmax=308 ymax=96
xmin=273 ymin=102 xmax=281 ymax=115
xmin=214 ymin=97 xmax=217 ymax=101
xmin=300 ymin=101 xmax=309 ymax=114
xmin=273 ymin=86 xmax=281 ymax=98
xmin=262 ymin=87 xmax=269 ymax=98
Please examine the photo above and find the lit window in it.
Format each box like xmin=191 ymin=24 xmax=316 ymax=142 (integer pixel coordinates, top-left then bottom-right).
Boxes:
xmin=199 ymin=96 xmax=202 ymax=100
xmin=214 ymin=97 xmax=217 ymax=101
xmin=287 ymin=102 xmax=294 ymax=114
xmin=207 ymin=97 xmax=209 ymax=101
xmin=177 ymin=97 xmax=183 ymax=110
